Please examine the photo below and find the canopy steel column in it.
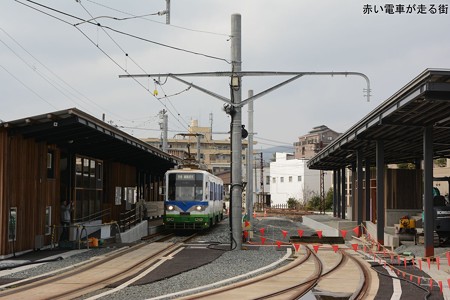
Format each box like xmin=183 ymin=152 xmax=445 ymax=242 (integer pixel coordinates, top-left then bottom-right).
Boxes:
xmin=423 ymin=125 xmax=434 ymax=257
xmin=337 ymin=169 xmax=342 ymax=218
xmin=333 ymin=170 xmax=337 ymax=217
xmin=351 ymin=164 xmax=356 ymax=220
xmin=376 ymin=140 xmax=385 ymax=245
xmin=341 ymin=167 xmax=346 ymax=219
xmin=357 ymin=150 xmax=363 ymax=236
xmin=365 ymin=159 xmax=371 ymax=221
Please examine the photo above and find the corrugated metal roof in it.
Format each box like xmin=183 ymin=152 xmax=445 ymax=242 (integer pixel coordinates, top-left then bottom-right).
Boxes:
xmin=308 ymin=69 xmax=450 ymax=170
xmin=1 ymin=108 xmax=180 ymax=171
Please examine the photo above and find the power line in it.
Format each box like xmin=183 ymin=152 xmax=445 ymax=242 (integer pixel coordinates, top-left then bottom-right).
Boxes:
xmin=85 ymin=0 xmax=230 ymax=37
xmin=0 ymin=27 xmax=124 ymax=120
xmin=76 ymin=1 xmax=191 ymax=131
xmin=0 ymin=64 xmax=57 ymax=109
xmin=15 ymin=0 xmax=191 ymax=132
xmin=16 ymin=0 xmax=230 ymax=63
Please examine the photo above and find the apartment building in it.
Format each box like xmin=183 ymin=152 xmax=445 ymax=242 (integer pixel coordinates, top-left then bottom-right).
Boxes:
xmin=142 ymin=120 xmax=249 ymax=175
xmin=294 ymin=125 xmax=340 ymax=159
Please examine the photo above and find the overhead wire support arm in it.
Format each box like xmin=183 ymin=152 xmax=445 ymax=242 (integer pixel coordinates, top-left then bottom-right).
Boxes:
xmin=170 ymin=75 xmax=232 ymax=105
xmin=119 ymin=70 xmax=371 ymax=105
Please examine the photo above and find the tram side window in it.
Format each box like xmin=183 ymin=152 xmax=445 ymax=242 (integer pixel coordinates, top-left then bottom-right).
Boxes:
xmin=210 ymin=182 xmax=214 ymax=200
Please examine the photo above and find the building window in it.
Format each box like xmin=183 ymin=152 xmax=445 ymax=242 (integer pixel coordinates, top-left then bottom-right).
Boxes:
xmin=45 ymin=206 xmax=51 ymax=235
xmin=298 ymin=176 xmax=302 ymax=182
xmin=280 ymin=177 xmax=284 ymax=183
xmin=75 ymin=156 xmax=103 ymax=221
xmin=272 ymin=177 xmax=276 ymax=183
xmin=266 ymin=176 xmax=270 ymax=185
xmin=47 ymin=150 xmax=55 ymax=178
xmin=8 ymin=207 xmax=17 ymax=241
xmin=289 ymin=176 xmax=292 ymax=182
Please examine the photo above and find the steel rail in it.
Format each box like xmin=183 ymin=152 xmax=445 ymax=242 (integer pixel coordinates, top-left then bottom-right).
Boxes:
xmin=0 ymin=234 xmax=197 ymax=299
xmin=342 ymin=250 xmax=371 ymax=300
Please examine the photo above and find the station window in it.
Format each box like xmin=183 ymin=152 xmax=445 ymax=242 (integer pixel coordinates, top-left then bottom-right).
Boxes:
xmin=298 ymin=176 xmax=302 ymax=182
xmin=47 ymin=150 xmax=55 ymax=179
xmin=45 ymin=206 xmax=51 ymax=235
xmin=280 ymin=177 xmax=284 ymax=183
xmin=74 ymin=156 xmax=103 ymax=221
xmin=8 ymin=207 xmax=17 ymax=241
xmin=289 ymin=176 xmax=292 ymax=182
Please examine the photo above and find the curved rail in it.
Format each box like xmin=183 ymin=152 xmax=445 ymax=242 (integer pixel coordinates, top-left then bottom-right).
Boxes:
xmin=0 ymin=234 xmax=197 ymax=300
xmin=179 ymin=245 xmax=368 ymax=300
xmin=342 ymin=250 xmax=371 ymax=300
xmin=179 ymin=245 xmax=322 ymax=300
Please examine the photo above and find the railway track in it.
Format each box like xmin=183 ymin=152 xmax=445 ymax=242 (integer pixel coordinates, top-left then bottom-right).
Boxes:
xmin=178 ymin=244 xmax=372 ymax=300
xmin=0 ymin=233 xmax=197 ymax=300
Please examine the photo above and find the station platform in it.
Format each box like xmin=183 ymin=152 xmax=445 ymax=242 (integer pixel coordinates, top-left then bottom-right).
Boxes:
xmin=303 ymin=213 xmax=450 ymax=296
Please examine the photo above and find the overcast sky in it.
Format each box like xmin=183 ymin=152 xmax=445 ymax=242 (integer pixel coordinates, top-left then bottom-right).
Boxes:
xmin=1 ymin=1 xmax=450 ymax=150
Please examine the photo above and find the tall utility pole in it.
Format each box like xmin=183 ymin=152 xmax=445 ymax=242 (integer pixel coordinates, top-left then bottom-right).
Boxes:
xmin=159 ymin=109 xmax=168 ymax=152
xmin=260 ymin=152 xmax=264 ymax=209
xmin=165 ymin=0 xmax=170 ymax=24
xmin=119 ymin=14 xmax=370 ymax=250
xmin=230 ymin=14 xmax=243 ymax=250
xmin=320 ymin=170 xmax=325 ymax=214
xmin=246 ymin=90 xmax=254 ymax=223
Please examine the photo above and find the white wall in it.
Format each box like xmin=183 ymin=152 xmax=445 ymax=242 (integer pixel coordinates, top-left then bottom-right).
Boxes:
xmin=270 ymin=153 xmax=332 ymax=206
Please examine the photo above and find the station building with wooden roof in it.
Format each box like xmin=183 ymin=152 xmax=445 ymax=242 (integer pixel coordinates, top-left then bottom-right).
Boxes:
xmin=0 ymin=108 xmax=179 ymax=257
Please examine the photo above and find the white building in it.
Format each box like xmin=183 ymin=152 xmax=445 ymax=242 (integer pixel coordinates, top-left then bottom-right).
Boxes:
xmin=269 ymin=152 xmax=332 ymax=206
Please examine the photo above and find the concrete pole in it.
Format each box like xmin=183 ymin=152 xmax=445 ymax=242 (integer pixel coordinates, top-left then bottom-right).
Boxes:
xmin=247 ymin=90 xmax=254 ymax=223
xmin=160 ymin=109 xmax=168 ymax=153
xmin=230 ymin=14 xmax=243 ymax=250
xmin=165 ymin=0 xmax=170 ymax=24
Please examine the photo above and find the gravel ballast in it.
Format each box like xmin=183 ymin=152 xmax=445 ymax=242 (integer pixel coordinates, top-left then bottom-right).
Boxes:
xmin=1 ymin=217 xmax=311 ymax=300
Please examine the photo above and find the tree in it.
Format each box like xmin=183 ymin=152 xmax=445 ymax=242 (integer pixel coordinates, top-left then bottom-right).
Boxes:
xmin=325 ymin=187 xmax=333 ymax=211
xmin=287 ymin=197 xmax=299 ymax=209
xmin=305 ymin=188 xmax=333 ymax=211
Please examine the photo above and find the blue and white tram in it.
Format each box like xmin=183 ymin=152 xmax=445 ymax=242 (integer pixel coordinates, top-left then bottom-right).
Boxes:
xmin=163 ymin=168 xmax=224 ymax=230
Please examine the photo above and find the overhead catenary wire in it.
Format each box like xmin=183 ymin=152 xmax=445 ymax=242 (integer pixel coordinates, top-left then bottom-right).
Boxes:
xmin=0 ymin=27 xmax=125 ymax=120
xmin=16 ymin=0 xmax=230 ymax=64
xmin=85 ymin=0 xmax=231 ymax=38
xmin=15 ymin=0 xmax=191 ymax=132
xmin=0 ymin=36 xmax=94 ymax=112
xmin=0 ymin=64 xmax=57 ymax=109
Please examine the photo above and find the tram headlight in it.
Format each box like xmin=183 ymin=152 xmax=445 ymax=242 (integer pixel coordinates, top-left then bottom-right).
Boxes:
xmin=195 ymin=205 xmax=204 ymax=211
xmin=167 ymin=205 xmax=174 ymax=211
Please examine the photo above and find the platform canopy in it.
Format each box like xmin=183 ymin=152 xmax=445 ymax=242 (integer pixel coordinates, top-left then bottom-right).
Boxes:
xmin=1 ymin=108 xmax=179 ymax=171
xmin=308 ymin=69 xmax=450 ymax=170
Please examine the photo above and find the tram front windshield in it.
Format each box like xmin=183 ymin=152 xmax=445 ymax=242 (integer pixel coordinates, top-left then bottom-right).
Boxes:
xmin=168 ymin=173 xmax=204 ymax=201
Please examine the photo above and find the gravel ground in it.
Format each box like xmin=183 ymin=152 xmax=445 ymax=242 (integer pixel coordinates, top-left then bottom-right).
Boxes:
xmin=0 ymin=216 xmax=312 ymax=300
